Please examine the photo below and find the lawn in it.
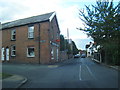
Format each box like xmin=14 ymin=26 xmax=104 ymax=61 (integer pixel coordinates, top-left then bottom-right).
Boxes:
xmin=0 ymin=72 xmax=13 ymax=79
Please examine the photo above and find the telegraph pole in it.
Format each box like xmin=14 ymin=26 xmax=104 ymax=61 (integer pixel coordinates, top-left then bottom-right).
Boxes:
xmin=67 ymin=28 xmax=70 ymax=44
xmin=67 ymin=28 xmax=69 ymax=40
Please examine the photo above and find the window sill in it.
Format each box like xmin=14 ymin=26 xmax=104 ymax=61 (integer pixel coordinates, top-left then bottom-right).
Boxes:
xmin=11 ymin=55 xmax=16 ymax=57
xmin=27 ymin=56 xmax=35 ymax=58
xmin=11 ymin=40 xmax=16 ymax=41
xmin=28 ymin=38 xmax=34 ymax=39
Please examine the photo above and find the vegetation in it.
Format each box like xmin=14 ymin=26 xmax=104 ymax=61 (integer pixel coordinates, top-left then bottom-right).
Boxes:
xmin=60 ymin=34 xmax=79 ymax=55
xmin=72 ymin=41 xmax=79 ymax=55
xmin=78 ymin=0 xmax=120 ymax=65
xmin=0 ymin=73 xmax=12 ymax=79
xmin=60 ymin=35 xmax=66 ymax=51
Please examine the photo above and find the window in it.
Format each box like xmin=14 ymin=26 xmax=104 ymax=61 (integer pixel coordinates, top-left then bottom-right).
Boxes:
xmin=28 ymin=26 xmax=34 ymax=39
xmin=27 ymin=47 xmax=35 ymax=57
xmin=11 ymin=29 xmax=16 ymax=40
xmin=1 ymin=48 xmax=5 ymax=60
xmin=11 ymin=45 xmax=16 ymax=56
xmin=51 ymin=47 xmax=54 ymax=59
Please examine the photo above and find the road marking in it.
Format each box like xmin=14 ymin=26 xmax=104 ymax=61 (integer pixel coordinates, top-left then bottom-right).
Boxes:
xmin=79 ymin=65 xmax=82 ymax=81
xmin=85 ymin=65 xmax=96 ymax=80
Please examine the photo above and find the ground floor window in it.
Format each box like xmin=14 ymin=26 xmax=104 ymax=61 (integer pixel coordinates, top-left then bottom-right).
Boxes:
xmin=1 ymin=47 xmax=5 ymax=60
xmin=11 ymin=45 xmax=16 ymax=56
xmin=27 ymin=47 xmax=35 ymax=57
xmin=51 ymin=47 xmax=54 ymax=60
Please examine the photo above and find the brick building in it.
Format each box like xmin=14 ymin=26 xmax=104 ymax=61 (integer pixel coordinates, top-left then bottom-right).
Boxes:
xmin=0 ymin=12 xmax=60 ymax=64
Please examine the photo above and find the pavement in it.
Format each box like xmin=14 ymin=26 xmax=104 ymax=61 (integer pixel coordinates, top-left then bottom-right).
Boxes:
xmin=92 ymin=58 xmax=120 ymax=71
xmin=2 ymin=74 xmax=27 ymax=88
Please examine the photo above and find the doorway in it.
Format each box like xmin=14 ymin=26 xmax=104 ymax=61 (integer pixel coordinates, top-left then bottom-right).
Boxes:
xmin=1 ymin=47 xmax=5 ymax=61
xmin=6 ymin=48 xmax=9 ymax=61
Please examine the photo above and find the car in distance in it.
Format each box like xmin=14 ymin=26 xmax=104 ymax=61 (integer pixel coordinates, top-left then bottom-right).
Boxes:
xmin=81 ymin=54 xmax=86 ymax=58
xmin=74 ymin=54 xmax=80 ymax=58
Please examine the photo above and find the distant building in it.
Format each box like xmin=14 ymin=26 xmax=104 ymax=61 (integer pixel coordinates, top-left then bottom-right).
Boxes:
xmin=86 ymin=42 xmax=93 ymax=57
xmin=1 ymin=12 xmax=60 ymax=64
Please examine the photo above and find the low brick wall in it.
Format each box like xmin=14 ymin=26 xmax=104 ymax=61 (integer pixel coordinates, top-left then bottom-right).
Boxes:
xmin=60 ymin=51 xmax=68 ymax=61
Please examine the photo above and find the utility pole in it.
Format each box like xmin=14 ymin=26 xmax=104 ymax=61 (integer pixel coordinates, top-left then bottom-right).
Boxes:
xmin=67 ymin=28 xmax=70 ymax=44
xmin=67 ymin=28 xmax=69 ymax=40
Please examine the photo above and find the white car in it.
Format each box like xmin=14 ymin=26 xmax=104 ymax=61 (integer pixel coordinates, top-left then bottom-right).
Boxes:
xmin=81 ymin=54 xmax=86 ymax=58
xmin=74 ymin=54 xmax=80 ymax=58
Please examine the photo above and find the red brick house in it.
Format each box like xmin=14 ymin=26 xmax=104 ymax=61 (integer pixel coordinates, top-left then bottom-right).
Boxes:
xmin=0 ymin=12 xmax=60 ymax=64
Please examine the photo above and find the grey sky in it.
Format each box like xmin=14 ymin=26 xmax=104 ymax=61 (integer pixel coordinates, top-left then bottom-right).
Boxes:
xmin=0 ymin=0 xmax=119 ymax=50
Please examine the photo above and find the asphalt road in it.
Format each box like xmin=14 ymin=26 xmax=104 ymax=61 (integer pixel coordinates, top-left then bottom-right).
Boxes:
xmin=2 ymin=57 xmax=119 ymax=88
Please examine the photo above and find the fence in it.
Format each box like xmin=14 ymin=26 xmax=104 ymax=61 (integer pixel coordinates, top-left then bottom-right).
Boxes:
xmin=93 ymin=52 xmax=101 ymax=63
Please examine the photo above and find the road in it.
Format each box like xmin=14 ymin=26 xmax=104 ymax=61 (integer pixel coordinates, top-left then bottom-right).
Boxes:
xmin=2 ymin=57 xmax=119 ymax=88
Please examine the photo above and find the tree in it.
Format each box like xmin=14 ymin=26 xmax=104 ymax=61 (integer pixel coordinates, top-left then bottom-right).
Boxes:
xmin=78 ymin=0 xmax=120 ymax=65
xmin=72 ymin=41 xmax=79 ymax=55
xmin=65 ymin=39 xmax=72 ymax=54
xmin=60 ymin=35 xmax=65 ymax=51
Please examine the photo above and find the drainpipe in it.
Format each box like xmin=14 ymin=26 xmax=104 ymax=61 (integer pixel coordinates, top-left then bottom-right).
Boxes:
xmin=38 ymin=23 xmax=41 ymax=64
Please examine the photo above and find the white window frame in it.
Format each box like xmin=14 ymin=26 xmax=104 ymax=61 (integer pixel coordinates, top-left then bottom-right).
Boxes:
xmin=27 ymin=47 xmax=35 ymax=57
xmin=1 ymin=47 xmax=5 ymax=61
xmin=51 ymin=47 xmax=54 ymax=60
xmin=56 ymin=48 xmax=59 ymax=61
xmin=11 ymin=29 xmax=16 ymax=40
xmin=28 ymin=25 xmax=34 ymax=39
xmin=6 ymin=48 xmax=9 ymax=61
xmin=11 ymin=45 xmax=16 ymax=56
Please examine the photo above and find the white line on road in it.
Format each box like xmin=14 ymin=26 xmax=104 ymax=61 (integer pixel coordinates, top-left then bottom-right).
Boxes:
xmin=85 ymin=65 xmax=97 ymax=80
xmin=79 ymin=65 xmax=82 ymax=81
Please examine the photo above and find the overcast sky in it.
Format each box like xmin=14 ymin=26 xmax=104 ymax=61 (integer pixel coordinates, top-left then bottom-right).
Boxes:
xmin=0 ymin=0 xmax=119 ymax=50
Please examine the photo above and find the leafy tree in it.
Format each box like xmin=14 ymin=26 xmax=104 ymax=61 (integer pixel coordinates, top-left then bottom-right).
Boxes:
xmin=60 ymin=35 xmax=79 ymax=55
xmin=78 ymin=0 xmax=120 ymax=65
xmin=60 ymin=35 xmax=65 ymax=51
xmin=65 ymin=39 xmax=72 ymax=54
xmin=72 ymin=41 xmax=79 ymax=55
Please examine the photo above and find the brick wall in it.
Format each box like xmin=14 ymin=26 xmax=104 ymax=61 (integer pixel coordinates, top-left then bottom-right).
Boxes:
xmin=49 ymin=15 xmax=60 ymax=63
xmin=60 ymin=51 xmax=68 ymax=61
xmin=1 ymin=15 xmax=60 ymax=64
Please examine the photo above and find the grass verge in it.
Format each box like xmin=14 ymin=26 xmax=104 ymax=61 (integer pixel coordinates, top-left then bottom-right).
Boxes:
xmin=0 ymin=73 xmax=13 ymax=79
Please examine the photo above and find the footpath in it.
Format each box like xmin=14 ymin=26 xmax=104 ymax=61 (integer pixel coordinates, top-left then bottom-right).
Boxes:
xmin=91 ymin=57 xmax=120 ymax=71
xmin=1 ymin=74 xmax=27 ymax=88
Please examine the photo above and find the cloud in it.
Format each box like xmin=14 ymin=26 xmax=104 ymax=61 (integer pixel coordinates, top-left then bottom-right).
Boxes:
xmin=0 ymin=0 xmax=95 ymax=49
xmin=0 ymin=0 xmax=62 ymax=22
xmin=0 ymin=0 xmax=29 ymax=22
xmin=74 ymin=38 xmax=93 ymax=50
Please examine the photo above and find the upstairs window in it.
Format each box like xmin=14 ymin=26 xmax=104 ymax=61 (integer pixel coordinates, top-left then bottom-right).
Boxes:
xmin=11 ymin=29 xmax=16 ymax=40
xmin=11 ymin=45 xmax=16 ymax=56
xmin=27 ymin=47 xmax=35 ymax=57
xmin=28 ymin=25 xmax=34 ymax=39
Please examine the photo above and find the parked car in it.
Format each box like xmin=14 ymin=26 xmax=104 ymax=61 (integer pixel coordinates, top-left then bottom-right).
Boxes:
xmin=74 ymin=54 xmax=80 ymax=58
xmin=81 ymin=54 xmax=86 ymax=58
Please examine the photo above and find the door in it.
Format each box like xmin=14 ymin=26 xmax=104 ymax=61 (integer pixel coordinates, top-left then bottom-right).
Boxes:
xmin=1 ymin=48 xmax=5 ymax=61
xmin=6 ymin=48 xmax=9 ymax=61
